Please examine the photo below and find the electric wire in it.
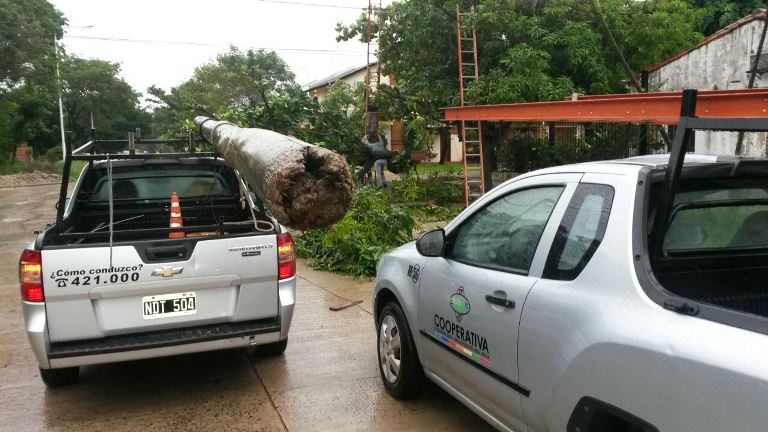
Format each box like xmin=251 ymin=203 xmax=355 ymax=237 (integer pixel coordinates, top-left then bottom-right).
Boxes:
xmin=254 ymin=0 xmax=366 ymax=9
xmin=64 ymin=35 xmax=366 ymax=56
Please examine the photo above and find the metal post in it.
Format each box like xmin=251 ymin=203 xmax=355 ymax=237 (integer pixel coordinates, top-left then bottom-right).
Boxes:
xmin=639 ymin=124 xmax=649 ymax=155
xmin=54 ymin=37 xmax=67 ymax=161
xmin=128 ymin=131 xmax=135 ymax=155
xmin=651 ymin=89 xmax=697 ymax=265
xmin=55 ymin=130 xmax=72 ymax=226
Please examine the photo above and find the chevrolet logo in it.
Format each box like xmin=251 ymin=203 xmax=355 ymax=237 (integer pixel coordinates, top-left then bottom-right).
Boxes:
xmin=151 ymin=266 xmax=183 ymax=278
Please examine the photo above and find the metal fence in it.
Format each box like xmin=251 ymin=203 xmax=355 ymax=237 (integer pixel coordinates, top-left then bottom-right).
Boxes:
xmin=494 ymin=122 xmax=670 ymax=172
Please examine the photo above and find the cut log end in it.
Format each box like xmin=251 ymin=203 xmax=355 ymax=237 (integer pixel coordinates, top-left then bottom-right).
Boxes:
xmin=264 ymin=146 xmax=354 ymax=229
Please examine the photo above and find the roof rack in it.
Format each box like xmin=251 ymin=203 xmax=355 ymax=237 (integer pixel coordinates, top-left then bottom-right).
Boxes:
xmin=651 ymin=88 xmax=768 ymax=266
xmin=56 ymin=132 xmax=218 ymax=226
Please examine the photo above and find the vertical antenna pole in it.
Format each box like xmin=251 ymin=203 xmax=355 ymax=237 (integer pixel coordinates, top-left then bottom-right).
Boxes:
xmin=54 ymin=37 xmax=67 ymax=161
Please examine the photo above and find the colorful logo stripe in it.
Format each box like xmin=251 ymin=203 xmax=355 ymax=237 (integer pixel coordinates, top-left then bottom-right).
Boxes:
xmin=433 ymin=330 xmax=490 ymax=366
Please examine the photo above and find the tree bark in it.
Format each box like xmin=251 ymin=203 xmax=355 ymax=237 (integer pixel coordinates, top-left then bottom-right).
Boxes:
xmin=195 ymin=117 xmax=353 ymax=229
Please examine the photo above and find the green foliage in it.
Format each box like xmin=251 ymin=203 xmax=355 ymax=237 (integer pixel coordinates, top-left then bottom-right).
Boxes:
xmin=465 ymin=44 xmax=578 ymax=104
xmin=337 ymin=0 xmax=708 ymax=125
xmin=149 ymin=46 xmax=306 ymax=136
xmin=390 ymin=173 xmax=464 ymax=205
xmin=0 ymin=98 xmax=18 ymax=162
xmin=304 ymin=81 xmax=367 ymax=165
xmin=688 ymin=0 xmax=766 ymax=35
xmin=0 ymin=0 xmax=65 ymax=90
xmin=409 ymin=204 xmax=463 ymax=223
xmin=0 ymin=0 xmax=65 ymax=161
xmin=296 ymin=187 xmax=415 ymax=277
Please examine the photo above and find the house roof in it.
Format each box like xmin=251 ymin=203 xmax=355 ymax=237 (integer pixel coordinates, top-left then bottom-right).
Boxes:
xmin=303 ymin=63 xmax=376 ymax=92
xmin=644 ymin=10 xmax=768 ymax=73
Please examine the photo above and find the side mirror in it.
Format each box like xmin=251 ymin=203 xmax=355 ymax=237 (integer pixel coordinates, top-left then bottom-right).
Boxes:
xmin=416 ymin=229 xmax=446 ymax=257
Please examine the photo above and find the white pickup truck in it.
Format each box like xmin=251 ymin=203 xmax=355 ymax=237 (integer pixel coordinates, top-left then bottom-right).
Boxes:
xmin=19 ymin=140 xmax=296 ymax=387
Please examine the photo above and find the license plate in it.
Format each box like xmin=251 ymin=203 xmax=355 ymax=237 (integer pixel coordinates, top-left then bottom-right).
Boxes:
xmin=142 ymin=292 xmax=197 ymax=320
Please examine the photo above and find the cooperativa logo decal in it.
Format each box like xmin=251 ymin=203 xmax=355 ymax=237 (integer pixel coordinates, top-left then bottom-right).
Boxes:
xmin=449 ymin=287 xmax=470 ymax=321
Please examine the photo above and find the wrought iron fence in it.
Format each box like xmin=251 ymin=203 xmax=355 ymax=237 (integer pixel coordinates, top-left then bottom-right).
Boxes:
xmin=494 ymin=122 xmax=671 ymax=171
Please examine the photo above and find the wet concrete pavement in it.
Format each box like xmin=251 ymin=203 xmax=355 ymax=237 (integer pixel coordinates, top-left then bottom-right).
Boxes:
xmin=0 ymin=184 xmax=494 ymax=431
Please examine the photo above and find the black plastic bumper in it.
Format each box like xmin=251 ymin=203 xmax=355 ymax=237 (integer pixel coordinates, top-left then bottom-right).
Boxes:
xmin=48 ymin=318 xmax=280 ymax=359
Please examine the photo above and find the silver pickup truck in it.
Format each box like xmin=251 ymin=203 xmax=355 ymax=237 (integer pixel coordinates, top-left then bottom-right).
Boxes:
xmin=20 ymin=140 xmax=295 ymax=387
xmin=373 ymin=92 xmax=768 ymax=431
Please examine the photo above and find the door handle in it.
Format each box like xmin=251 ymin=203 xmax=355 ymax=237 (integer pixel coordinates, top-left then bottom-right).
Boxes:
xmin=485 ymin=295 xmax=515 ymax=309
xmin=146 ymin=246 xmax=187 ymax=261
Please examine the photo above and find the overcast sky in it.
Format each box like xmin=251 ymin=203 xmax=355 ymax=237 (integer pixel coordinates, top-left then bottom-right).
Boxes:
xmin=50 ymin=0 xmax=378 ymax=100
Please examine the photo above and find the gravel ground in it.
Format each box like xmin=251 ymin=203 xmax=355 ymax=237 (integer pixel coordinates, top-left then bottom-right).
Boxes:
xmin=0 ymin=171 xmax=61 ymax=188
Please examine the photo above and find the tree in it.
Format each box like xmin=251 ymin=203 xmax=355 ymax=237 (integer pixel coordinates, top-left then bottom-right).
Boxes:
xmin=305 ymin=81 xmax=368 ymax=164
xmin=0 ymin=0 xmax=65 ymax=161
xmin=336 ymin=0 xmax=706 ymax=182
xmin=0 ymin=0 xmax=65 ymax=91
xmin=149 ymin=46 xmax=307 ymax=135
xmin=687 ymin=0 xmax=767 ymax=35
xmin=61 ymin=56 xmax=150 ymax=146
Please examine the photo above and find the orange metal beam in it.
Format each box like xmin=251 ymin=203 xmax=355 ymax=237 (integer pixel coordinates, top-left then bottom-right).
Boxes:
xmin=443 ymin=89 xmax=768 ymax=124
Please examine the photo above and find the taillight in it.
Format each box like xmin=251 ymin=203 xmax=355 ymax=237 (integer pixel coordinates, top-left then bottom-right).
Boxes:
xmin=277 ymin=232 xmax=296 ymax=280
xmin=19 ymin=249 xmax=43 ymax=302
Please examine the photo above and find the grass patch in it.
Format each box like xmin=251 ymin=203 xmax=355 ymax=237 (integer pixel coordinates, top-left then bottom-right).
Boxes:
xmin=414 ymin=163 xmax=465 ymax=175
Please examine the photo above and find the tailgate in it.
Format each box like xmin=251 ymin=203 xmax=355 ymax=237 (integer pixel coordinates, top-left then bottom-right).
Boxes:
xmin=42 ymin=236 xmax=278 ymax=343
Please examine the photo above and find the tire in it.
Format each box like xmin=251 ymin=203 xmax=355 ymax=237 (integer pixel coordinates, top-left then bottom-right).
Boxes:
xmin=259 ymin=339 xmax=288 ymax=357
xmin=39 ymin=366 xmax=79 ymax=388
xmin=377 ymin=302 xmax=424 ymax=399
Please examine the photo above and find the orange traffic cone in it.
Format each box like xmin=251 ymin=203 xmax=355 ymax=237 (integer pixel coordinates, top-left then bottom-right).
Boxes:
xmin=169 ymin=192 xmax=185 ymax=239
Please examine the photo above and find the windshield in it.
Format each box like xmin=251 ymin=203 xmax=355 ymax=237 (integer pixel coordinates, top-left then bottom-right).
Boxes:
xmin=90 ymin=170 xmax=232 ymax=201
xmin=663 ymin=179 xmax=768 ymax=252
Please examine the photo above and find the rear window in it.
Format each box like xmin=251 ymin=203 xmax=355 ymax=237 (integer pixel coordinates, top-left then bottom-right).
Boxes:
xmin=663 ymin=179 xmax=768 ymax=252
xmin=91 ymin=171 xmax=232 ymax=200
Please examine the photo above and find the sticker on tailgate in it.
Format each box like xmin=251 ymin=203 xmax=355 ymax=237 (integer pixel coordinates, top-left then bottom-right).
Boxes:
xmin=49 ymin=264 xmax=143 ymax=288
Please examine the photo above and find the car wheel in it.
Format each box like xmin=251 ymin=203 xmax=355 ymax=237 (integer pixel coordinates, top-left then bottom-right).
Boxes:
xmin=39 ymin=366 xmax=79 ymax=387
xmin=377 ymin=302 xmax=424 ymax=399
xmin=259 ymin=339 xmax=288 ymax=357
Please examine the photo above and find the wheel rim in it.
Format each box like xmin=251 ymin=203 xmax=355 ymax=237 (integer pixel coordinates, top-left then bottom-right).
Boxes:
xmin=379 ymin=314 xmax=402 ymax=384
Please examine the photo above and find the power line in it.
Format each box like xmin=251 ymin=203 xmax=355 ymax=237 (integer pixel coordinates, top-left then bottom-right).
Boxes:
xmin=254 ymin=0 xmax=366 ymax=10
xmin=64 ymin=35 xmax=366 ymax=56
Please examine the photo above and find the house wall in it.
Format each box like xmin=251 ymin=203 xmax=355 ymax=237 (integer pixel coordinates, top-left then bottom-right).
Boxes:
xmin=308 ymin=68 xmax=391 ymax=104
xmin=648 ymin=18 xmax=768 ymax=156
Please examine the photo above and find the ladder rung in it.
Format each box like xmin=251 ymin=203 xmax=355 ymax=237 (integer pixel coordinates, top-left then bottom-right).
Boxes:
xmin=464 ymin=140 xmax=480 ymax=143
xmin=465 ymin=153 xmax=481 ymax=156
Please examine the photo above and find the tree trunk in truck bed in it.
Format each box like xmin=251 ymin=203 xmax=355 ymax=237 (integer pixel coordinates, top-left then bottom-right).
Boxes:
xmin=195 ymin=117 xmax=354 ymax=230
